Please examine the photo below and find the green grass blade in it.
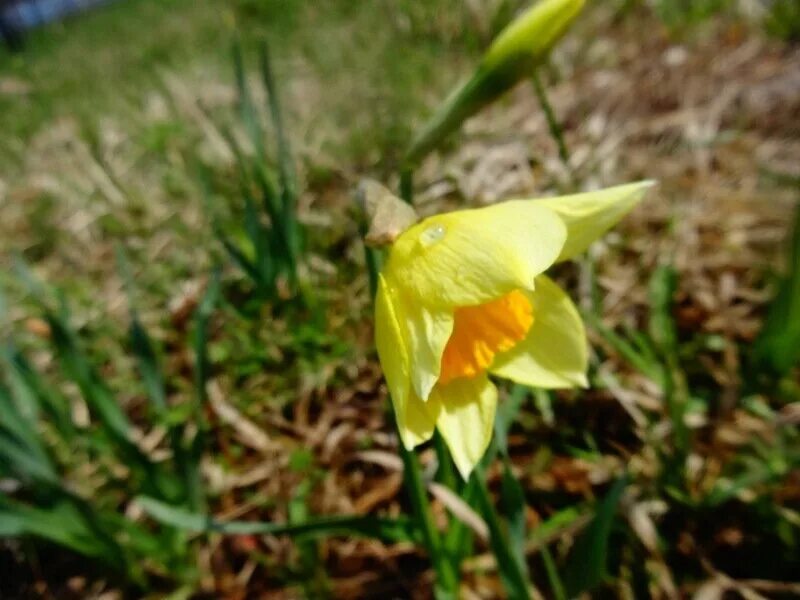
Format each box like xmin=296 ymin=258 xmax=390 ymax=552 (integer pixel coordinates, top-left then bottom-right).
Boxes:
xmin=0 ymin=495 xmax=130 ymax=574
xmin=473 ymin=467 xmax=532 ymax=598
xmin=532 ymin=388 xmax=555 ymax=426
xmin=136 ymin=496 xmax=418 ymax=543
xmin=1 ymin=348 xmax=40 ymax=421
xmin=219 ymin=232 xmax=261 ymax=283
xmin=495 ymin=384 xmax=528 ymax=456
xmin=564 ymin=475 xmax=629 ymax=596
xmin=753 ymin=202 xmax=800 ymax=377
xmin=232 ymin=37 xmax=265 ymax=159
xmin=2 ymin=346 xmax=74 ymax=440
xmin=259 ymin=40 xmax=296 ymax=210
xmin=494 ymin=384 xmax=530 ymax=577
xmin=128 ymin=315 xmax=167 ymax=414
xmin=500 ymin=459 xmax=528 ymax=579
xmin=0 ymin=510 xmax=26 ymax=536
xmin=648 ymin=265 xmax=690 ymax=454
xmin=242 ymin=188 xmax=275 ymax=293
xmin=0 ymin=379 xmax=46 ymax=455
xmin=253 ymin=160 xmax=283 ymax=225
xmin=17 ymin=276 xmax=178 ymax=501
xmin=0 ymin=427 xmax=57 ymax=484
xmin=585 ymin=312 xmax=663 ymax=383
xmin=223 ymin=49 xmax=285 ymax=254
xmin=397 ymin=441 xmax=460 ymax=597
xmin=540 ymin=545 xmax=567 ymax=600
xmin=289 ymin=479 xmax=330 ymax=598
xmin=116 ymin=245 xmax=168 ymax=415
xmin=648 ymin=265 xmax=679 ymax=355
xmin=43 ymin=308 xmax=133 ymax=441
xmin=442 ymin=404 xmax=516 ymax=564
xmin=193 ymin=268 xmax=220 ymax=409
xmin=196 ymin=149 xmax=266 ymax=288
xmin=259 ymin=39 xmax=302 ymax=288
xmin=184 ymin=268 xmax=221 ymax=512
xmin=117 ymin=247 xmax=205 ymax=508
xmin=40 ymin=309 xmax=177 ymax=502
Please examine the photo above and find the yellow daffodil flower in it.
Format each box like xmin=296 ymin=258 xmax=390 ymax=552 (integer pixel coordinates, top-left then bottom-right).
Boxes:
xmin=375 ymin=181 xmax=654 ymax=478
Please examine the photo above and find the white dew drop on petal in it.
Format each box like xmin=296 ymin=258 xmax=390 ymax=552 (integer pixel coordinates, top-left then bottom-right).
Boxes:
xmin=419 ymin=223 xmax=446 ymax=247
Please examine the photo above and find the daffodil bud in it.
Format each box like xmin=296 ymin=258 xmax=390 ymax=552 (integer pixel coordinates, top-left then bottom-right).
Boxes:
xmin=404 ymin=0 xmax=585 ymax=167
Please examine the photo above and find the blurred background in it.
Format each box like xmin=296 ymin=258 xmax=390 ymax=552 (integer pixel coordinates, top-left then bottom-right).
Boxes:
xmin=0 ymin=0 xmax=799 ymax=598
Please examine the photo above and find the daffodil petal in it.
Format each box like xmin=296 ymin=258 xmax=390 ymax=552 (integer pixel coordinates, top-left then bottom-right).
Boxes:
xmin=491 ymin=275 xmax=588 ymax=388
xmin=380 ymin=273 xmax=454 ymax=401
xmin=375 ymin=274 xmax=436 ymax=448
xmin=428 ymin=375 xmax=497 ymax=479
xmin=385 ymin=202 xmax=566 ymax=308
xmin=403 ymin=299 xmax=454 ymax=401
xmin=401 ymin=389 xmax=437 ymax=448
xmin=536 ymin=181 xmax=655 ymax=262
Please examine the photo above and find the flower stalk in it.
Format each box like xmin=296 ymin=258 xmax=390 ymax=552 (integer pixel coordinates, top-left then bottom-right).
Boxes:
xmin=404 ymin=0 xmax=585 ymax=167
xmin=356 ymin=179 xmax=460 ymax=598
xmin=531 ymin=69 xmax=571 ymax=174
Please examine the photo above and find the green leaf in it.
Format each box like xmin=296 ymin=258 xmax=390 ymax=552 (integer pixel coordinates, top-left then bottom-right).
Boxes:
xmin=232 ymin=37 xmax=265 ymax=159
xmin=45 ymin=310 xmax=133 ymax=441
xmin=1 ymin=348 xmax=39 ymax=421
xmin=0 ymin=384 xmax=45 ymax=457
xmin=219 ymin=232 xmax=261 ymax=283
xmin=259 ymin=40 xmax=296 ymax=212
xmin=473 ymin=466 xmax=532 ymax=598
xmin=531 ymin=505 xmax=585 ymax=543
xmin=753 ymin=203 xmax=800 ymax=376
xmin=586 ymin=313 xmax=662 ymax=383
xmin=647 ymin=265 xmax=690 ymax=454
xmin=180 ymin=268 xmax=222 ymax=513
xmin=495 ymin=384 xmax=529 ymax=577
xmin=494 ymin=384 xmax=528 ymax=457
xmin=2 ymin=346 xmax=74 ymax=440
xmin=130 ymin=316 xmax=168 ymax=413
xmin=193 ymin=268 xmax=221 ymax=408
xmin=648 ymin=265 xmax=679 ymax=355
xmin=243 ymin=188 xmax=275 ymax=292
xmin=500 ymin=459 xmax=528 ymax=578
xmin=117 ymin=245 xmax=168 ymax=416
xmin=0 ymin=511 xmax=26 ymax=536
xmin=135 ymin=496 xmax=418 ymax=543
xmin=530 ymin=506 xmax=587 ymax=600
xmin=44 ymin=310 xmax=177 ymax=497
xmin=540 ymin=545 xmax=567 ymax=600
xmin=0 ymin=427 xmax=57 ymax=484
xmin=0 ymin=495 xmax=128 ymax=572
xmin=564 ymin=475 xmax=628 ymax=595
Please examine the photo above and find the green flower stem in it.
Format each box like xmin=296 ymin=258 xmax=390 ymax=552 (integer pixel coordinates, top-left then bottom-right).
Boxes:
xmin=359 ymin=179 xmax=458 ymax=596
xmin=398 ymin=442 xmax=460 ymax=598
xmin=363 ymin=246 xmax=381 ymax=299
xmin=400 ymin=169 xmax=414 ymax=205
xmin=473 ymin=466 xmax=532 ymax=599
xmin=531 ymin=69 xmax=571 ymax=174
xmin=532 ymin=68 xmax=604 ymax=326
xmin=395 ymin=169 xmax=460 ymax=596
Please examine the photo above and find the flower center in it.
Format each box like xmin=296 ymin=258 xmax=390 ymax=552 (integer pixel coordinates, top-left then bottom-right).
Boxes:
xmin=439 ymin=289 xmax=533 ymax=384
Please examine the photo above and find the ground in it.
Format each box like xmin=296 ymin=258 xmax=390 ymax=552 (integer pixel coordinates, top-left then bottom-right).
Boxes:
xmin=0 ymin=0 xmax=799 ymax=598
